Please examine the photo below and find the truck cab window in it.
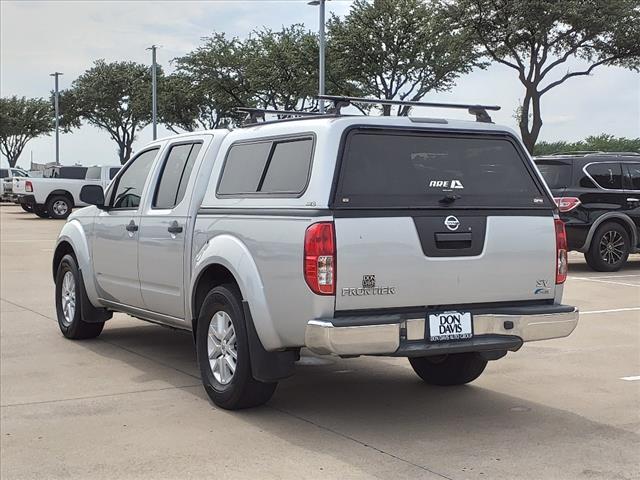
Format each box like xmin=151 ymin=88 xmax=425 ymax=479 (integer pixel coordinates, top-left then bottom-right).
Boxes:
xmin=153 ymin=143 xmax=202 ymax=209
xmin=111 ymin=149 xmax=159 ymax=209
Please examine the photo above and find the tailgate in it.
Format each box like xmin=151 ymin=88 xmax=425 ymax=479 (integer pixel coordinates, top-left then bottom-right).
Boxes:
xmin=335 ymin=214 xmax=556 ymax=310
xmin=332 ymin=128 xmax=557 ymax=311
xmin=12 ymin=177 xmax=27 ymax=194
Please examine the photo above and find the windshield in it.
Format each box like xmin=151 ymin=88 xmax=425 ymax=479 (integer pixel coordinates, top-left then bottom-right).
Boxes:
xmin=335 ymin=130 xmax=548 ymax=209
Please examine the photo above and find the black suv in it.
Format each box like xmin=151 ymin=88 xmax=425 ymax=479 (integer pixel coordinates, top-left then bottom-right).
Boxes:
xmin=534 ymin=152 xmax=639 ymax=272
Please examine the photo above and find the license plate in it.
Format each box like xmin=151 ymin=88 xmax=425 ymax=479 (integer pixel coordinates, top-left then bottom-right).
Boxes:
xmin=427 ymin=311 xmax=473 ymax=342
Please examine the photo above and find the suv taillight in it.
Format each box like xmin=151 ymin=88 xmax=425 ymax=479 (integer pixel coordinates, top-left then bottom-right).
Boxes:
xmin=304 ymin=222 xmax=335 ymax=295
xmin=555 ymin=218 xmax=568 ymax=284
xmin=25 ymin=180 xmax=33 ymax=192
xmin=554 ymin=197 xmax=580 ymax=212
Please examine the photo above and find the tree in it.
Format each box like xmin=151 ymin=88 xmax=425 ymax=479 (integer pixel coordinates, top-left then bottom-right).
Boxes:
xmin=167 ymin=33 xmax=251 ymax=131
xmin=244 ymin=25 xmax=319 ymax=112
xmin=450 ymin=0 xmax=640 ymax=153
xmin=167 ymin=27 xmax=328 ymax=132
xmin=0 ymin=96 xmax=53 ymax=167
xmin=158 ymin=73 xmax=207 ymax=133
xmin=534 ymin=134 xmax=640 ymax=156
xmin=62 ymin=60 xmax=154 ymax=164
xmin=327 ymin=0 xmax=483 ymax=116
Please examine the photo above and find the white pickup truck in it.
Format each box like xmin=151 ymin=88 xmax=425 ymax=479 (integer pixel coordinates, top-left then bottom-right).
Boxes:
xmin=14 ymin=165 xmax=120 ymax=219
xmin=1 ymin=167 xmax=30 ymax=206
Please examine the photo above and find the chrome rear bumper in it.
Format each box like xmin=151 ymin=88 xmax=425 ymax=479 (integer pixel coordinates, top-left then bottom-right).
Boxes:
xmin=305 ymin=306 xmax=579 ymax=356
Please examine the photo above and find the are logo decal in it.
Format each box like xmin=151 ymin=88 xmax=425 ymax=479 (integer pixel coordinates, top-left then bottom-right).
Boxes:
xmin=428 ymin=179 xmax=464 ymax=189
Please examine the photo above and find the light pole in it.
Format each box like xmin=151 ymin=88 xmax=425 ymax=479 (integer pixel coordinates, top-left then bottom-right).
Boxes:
xmin=50 ymin=72 xmax=63 ymax=165
xmin=147 ymin=45 xmax=159 ymax=140
xmin=308 ymin=0 xmax=328 ymax=113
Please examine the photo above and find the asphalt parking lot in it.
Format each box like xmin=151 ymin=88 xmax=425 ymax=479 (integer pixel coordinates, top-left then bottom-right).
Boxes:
xmin=1 ymin=204 xmax=639 ymax=480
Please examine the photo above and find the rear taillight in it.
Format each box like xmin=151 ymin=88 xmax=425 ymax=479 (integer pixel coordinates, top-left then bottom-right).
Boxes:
xmin=555 ymin=218 xmax=568 ymax=284
xmin=554 ymin=197 xmax=580 ymax=212
xmin=304 ymin=222 xmax=335 ymax=295
xmin=25 ymin=180 xmax=33 ymax=192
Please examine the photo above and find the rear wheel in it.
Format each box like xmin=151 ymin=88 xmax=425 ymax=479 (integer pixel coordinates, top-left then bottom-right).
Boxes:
xmin=47 ymin=195 xmax=72 ymax=220
xmin=196 ymin=284 xmax=277 ymax=410
xmin=409 ymin=353 xmax=487 ymax=386
xmin=55 ymin=254 xmax=104 ymax=339
xmin=20 ymin=203 xmax=33 ymax=213
xmin=33 ymin=204 xmax=49 ymax=218
xmin=585 ymin=222 xmax=630 ymax=272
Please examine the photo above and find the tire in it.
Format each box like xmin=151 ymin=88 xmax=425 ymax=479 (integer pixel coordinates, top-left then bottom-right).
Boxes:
xmin=20 ymin=203 xmax=33 ymax=213
xmin=584 ymin=222 xmax=630 ymax=272
xmin=33 ymin=204 xmax=49 ymax=218
xmin=55 ymin=254 xmax=104 ymax=339
xmin=409 ymin=353 xmax=487 ymax=386
xmin=47 ymin=195 xmax=72 ymax=220
xmin=196 ymin=284 xmax=277 ymax=410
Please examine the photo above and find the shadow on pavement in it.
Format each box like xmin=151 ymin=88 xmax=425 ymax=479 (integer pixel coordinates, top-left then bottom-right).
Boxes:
xmin=82 ymin=320 xmax=639 ymax=479
xmin=567 ymin=257 xmax=640 ymax=274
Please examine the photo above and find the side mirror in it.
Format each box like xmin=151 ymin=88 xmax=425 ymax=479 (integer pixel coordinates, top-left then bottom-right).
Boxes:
xmin=80 ymin=185 xmax=106 ymax=209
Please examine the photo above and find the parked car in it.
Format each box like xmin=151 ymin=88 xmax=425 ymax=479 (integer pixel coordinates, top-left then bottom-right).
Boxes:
xmin=52 ymin=97 xmax=578 ymax=410
xmin=0 ymin=167 xmax=30 ymax=207
xmin=535 ymin=152 xmax=640 ymax=271
xmin=14 ymin=165 xmax=120 ymax=219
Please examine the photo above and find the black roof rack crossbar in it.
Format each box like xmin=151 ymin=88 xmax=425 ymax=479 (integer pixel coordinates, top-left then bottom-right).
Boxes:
xmin=317 ymin=95 xmax=500 ymax=123
xmin=236 ymin=107 xmax=325 ymax=125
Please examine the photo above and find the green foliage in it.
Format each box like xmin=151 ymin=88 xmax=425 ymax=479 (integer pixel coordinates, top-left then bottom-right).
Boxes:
xmin=165 ymin=26 xmax=327 ymax=131
xmin=450 ymin=0 xmax=640 ymax=153
xmin=166 ymin=1 xmax=483 ymax=127
xmin=245 ymin=25 xmax=319 ymax=111
xmin=328 ymin=0 xmax=483 ymax=115
xmin=0 ymin=96 xmax=53 ymax=167
xmin=62 ymin=60 xmax=155 ymax=164
xmin=158 ymin=73 xmax=211 ymax=133
xmin=165 ymin=33 xmax=250 ymax=131
xmin=534 ymin=134 xmax=640 ymax=156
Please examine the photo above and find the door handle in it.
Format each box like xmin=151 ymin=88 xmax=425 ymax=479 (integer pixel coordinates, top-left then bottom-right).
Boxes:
xmin=627 ymin=198 xmax=640 ymax=202
xmin=167 ymin=221 xmax=183 ymax=234
xmin=125 ymin=220 xmax=138 ymax=232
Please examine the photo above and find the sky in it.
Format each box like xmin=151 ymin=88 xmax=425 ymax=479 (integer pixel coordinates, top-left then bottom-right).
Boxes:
xmin=1 ymin=0 xmax=639 ymax=169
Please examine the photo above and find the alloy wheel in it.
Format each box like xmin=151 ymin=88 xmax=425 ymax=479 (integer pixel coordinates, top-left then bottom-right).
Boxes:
xmin=599 ymin=230 xmax=625 ymax=265
xmin=207 ymin=311 xmax=237 ymax=385
xmin=61 ymin=271 xmax=76 ymax=326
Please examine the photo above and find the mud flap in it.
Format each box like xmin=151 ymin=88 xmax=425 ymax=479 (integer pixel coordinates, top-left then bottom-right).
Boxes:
xmin=78 ymin=269 xmax=113 ymax=323
xmin=242 ymin=301 xmax=297 ymax=382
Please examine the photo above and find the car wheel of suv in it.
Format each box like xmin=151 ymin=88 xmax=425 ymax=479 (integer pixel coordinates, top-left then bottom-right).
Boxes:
xmin=20 ymin=204 xmax=33 ymax=213
xmin=33 ymin=204 xmax=49 ymax=218
xmin=409 ymin=353 xmax=487 ymax=386
xmin=585 ymin=222 xmax=630 ymax=272
xmin=47 ymin=195 xmax=72 ymax=219
xmin=196 ymin=284 xmax=277 ymax=410
xmin=55 ymin=254 xmax=105 ymax=339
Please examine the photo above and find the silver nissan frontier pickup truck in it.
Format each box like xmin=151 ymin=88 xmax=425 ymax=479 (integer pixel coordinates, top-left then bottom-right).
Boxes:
xmin=52 ymin=97 xmax=579 ymax=409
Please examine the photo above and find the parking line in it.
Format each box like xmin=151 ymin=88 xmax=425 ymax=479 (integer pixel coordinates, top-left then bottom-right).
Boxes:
xmin=591 ymin=274 xmax=640 ymax=279
xmin=572 ymin=277 xmax=639 ymax=287
xmin=581 ymin=307 xmax=640 ymax=315
xmin=620 ymin=376 xmax=640 ymax=381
